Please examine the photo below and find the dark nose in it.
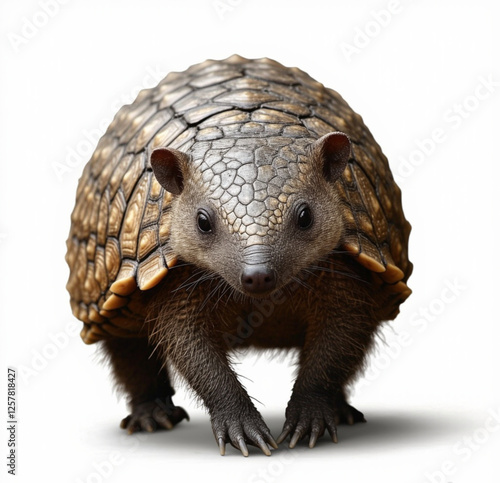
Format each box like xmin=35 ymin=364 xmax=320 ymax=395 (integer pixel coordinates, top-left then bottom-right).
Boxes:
xmin=241 ymin=265 xmax=277 ymax=295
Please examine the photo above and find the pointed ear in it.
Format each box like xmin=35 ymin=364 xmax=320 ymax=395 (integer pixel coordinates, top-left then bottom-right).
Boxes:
xmin=313 ymin=132 xmax=351 ymax=183
xmin=150 ymin=147 xmax=189 ymax=195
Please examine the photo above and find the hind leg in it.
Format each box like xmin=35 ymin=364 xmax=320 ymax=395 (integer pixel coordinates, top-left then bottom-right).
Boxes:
xmin=103 ymin=337 xmax=189 ymax=433
xmin=332 ymin=391 xmax=366 ymax=425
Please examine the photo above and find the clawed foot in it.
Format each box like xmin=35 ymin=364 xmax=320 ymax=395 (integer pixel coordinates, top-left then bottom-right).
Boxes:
xmin=277 ymin=395 xmax=365 ymax=448
xmin=120 ymin=395 xmax=364 ymax=454
xmin=120 ymin=397 xmax=189 ymax=434
xmin=211 ymin=405 xmax=278 ymax=457
xmin=334 ymin=398 xmax=366 ymax=426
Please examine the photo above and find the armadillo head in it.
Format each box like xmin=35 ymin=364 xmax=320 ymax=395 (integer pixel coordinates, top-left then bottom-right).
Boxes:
xmin=150 ymin=132 xmax=351 ymax=299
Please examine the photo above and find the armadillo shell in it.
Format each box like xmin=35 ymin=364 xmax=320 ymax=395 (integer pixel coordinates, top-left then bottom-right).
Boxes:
xmin=65 ymin=55 xmax=412 ymax=344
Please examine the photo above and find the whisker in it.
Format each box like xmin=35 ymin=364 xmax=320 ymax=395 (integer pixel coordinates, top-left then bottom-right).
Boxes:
xmin=200 ymin=277 xmax=225 ymax=311
xmin=228 ymin=286 xmax=241 ymax=305
xmin=310 ymin=257 xmax=368 ymax=284
xmin=172 ymin=268 xmax=206 ymax=292
xmin=328 ymin=248 xmax=356 ymax=256
xmin=310 ymin=264 xmax=361 ymax=276
xmin=291 ymin=276 xmax=313 ymax=291
xmin=214 ymin=282 xmax=232 ymax=307
xmin=176 ymin=270 xmax=219 ymax=299
xmin=301 ymin=268 xmax=321 ymax=280
xmin=167 ymin=261 xmax=191 ymax=270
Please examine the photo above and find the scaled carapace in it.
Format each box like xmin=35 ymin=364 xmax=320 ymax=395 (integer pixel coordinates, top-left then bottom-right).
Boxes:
xmin=66 ymin=55 xmax=412 ymax=456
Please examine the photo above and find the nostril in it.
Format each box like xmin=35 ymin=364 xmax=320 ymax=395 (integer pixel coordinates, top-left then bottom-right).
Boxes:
xmin=241 ymin=266 xmax=276 ymax=294
xmin=242 ymin=275 xmax=254 ymax=286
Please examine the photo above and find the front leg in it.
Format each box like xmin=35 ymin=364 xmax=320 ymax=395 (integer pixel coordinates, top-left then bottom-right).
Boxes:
xmin=278 ymin=282 xmax=377 ymax=448
xmin=151 ymin=301 xmax=277 ymax=456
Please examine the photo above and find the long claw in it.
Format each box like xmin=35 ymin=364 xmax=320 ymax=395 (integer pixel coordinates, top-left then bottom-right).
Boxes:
xmin=277 ymin=428 xmax=291 ymax=445
xmin=254 ymin=436 xmax=271 ymax=456
xmin=237 ymin=437 xmax=249 ymax=457
xmin=289 ymin=429 xmax=302 ymax=449
xmin=218 ymin=437 xmax=226 ymax=456
xmin=127 ymin=422 xmax=140 ymax=435
xmin=309 ymin=420 xmax=324 ymax=448
xmin=159 ymin=418 xmax=174 ymax=430
xmin=120 ymin=416 xmax=131 ymax=429
xmin=328 ymin=425 xmax=338 ymax=443
xmin=309 ymin=431 xmax=318 ymax=448
xmin=210 ymin=407 xmax=275 ymax=456
xmin=154 ymin=411 xmax=174 ymax=430
xmin=268 ymin=435 xmax=279 ymax=450
xmin=144 ymin=419 xmax=156 ymax=432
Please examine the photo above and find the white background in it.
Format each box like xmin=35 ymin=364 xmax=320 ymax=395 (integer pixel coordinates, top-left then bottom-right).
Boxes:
xmin=1 ymin=1 xmax=499 ymax=482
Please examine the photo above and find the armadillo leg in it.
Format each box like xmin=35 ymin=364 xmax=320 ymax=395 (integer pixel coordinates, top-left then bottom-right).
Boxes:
xmin=102 ymin=337 xmax=188 ymax=432
xmin=279 ymin=259 xmax=377 ymax=448
xmin=149 ymin=295 xmax=277 ymax=456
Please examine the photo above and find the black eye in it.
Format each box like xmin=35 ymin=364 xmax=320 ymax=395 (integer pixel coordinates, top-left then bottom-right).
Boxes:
xmin=297 ymin=205 xmax=313 ymax=229
xmin=197 ymin=211 xmax=212 ymax=233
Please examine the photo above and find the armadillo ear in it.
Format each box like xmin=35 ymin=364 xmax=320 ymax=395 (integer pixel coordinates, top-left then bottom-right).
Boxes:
xmin=150 ymin=147 xmax=189 ymax=195
xmin=314 ymin=132 xmax=351 ymax=183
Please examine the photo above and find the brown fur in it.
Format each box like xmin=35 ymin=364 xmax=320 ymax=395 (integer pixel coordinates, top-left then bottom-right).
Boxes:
xmin=104 ymin=254 xmax=379 ymax=451
xmin=66 ymin=57 xmax=412 ymax=455
xmin=102 ymin=133 xmax=402 ymax=454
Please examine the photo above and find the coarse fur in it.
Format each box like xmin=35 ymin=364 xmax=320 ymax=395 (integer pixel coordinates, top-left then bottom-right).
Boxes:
xmin=104 ymin=254 xmax=376 ymax=453
xmin=102 ymin=133 xmax=382 ymax=455
xmin=66 ymin=56 xmax=412 ymax=456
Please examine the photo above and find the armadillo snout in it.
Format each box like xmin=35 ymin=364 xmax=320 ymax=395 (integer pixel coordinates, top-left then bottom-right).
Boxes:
xmin=241 ymin=266 xmax=277 ymax=295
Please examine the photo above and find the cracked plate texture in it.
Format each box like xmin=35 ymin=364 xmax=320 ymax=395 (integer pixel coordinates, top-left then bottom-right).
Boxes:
xmin=65 ymin=55 xmax=412 ymax=344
